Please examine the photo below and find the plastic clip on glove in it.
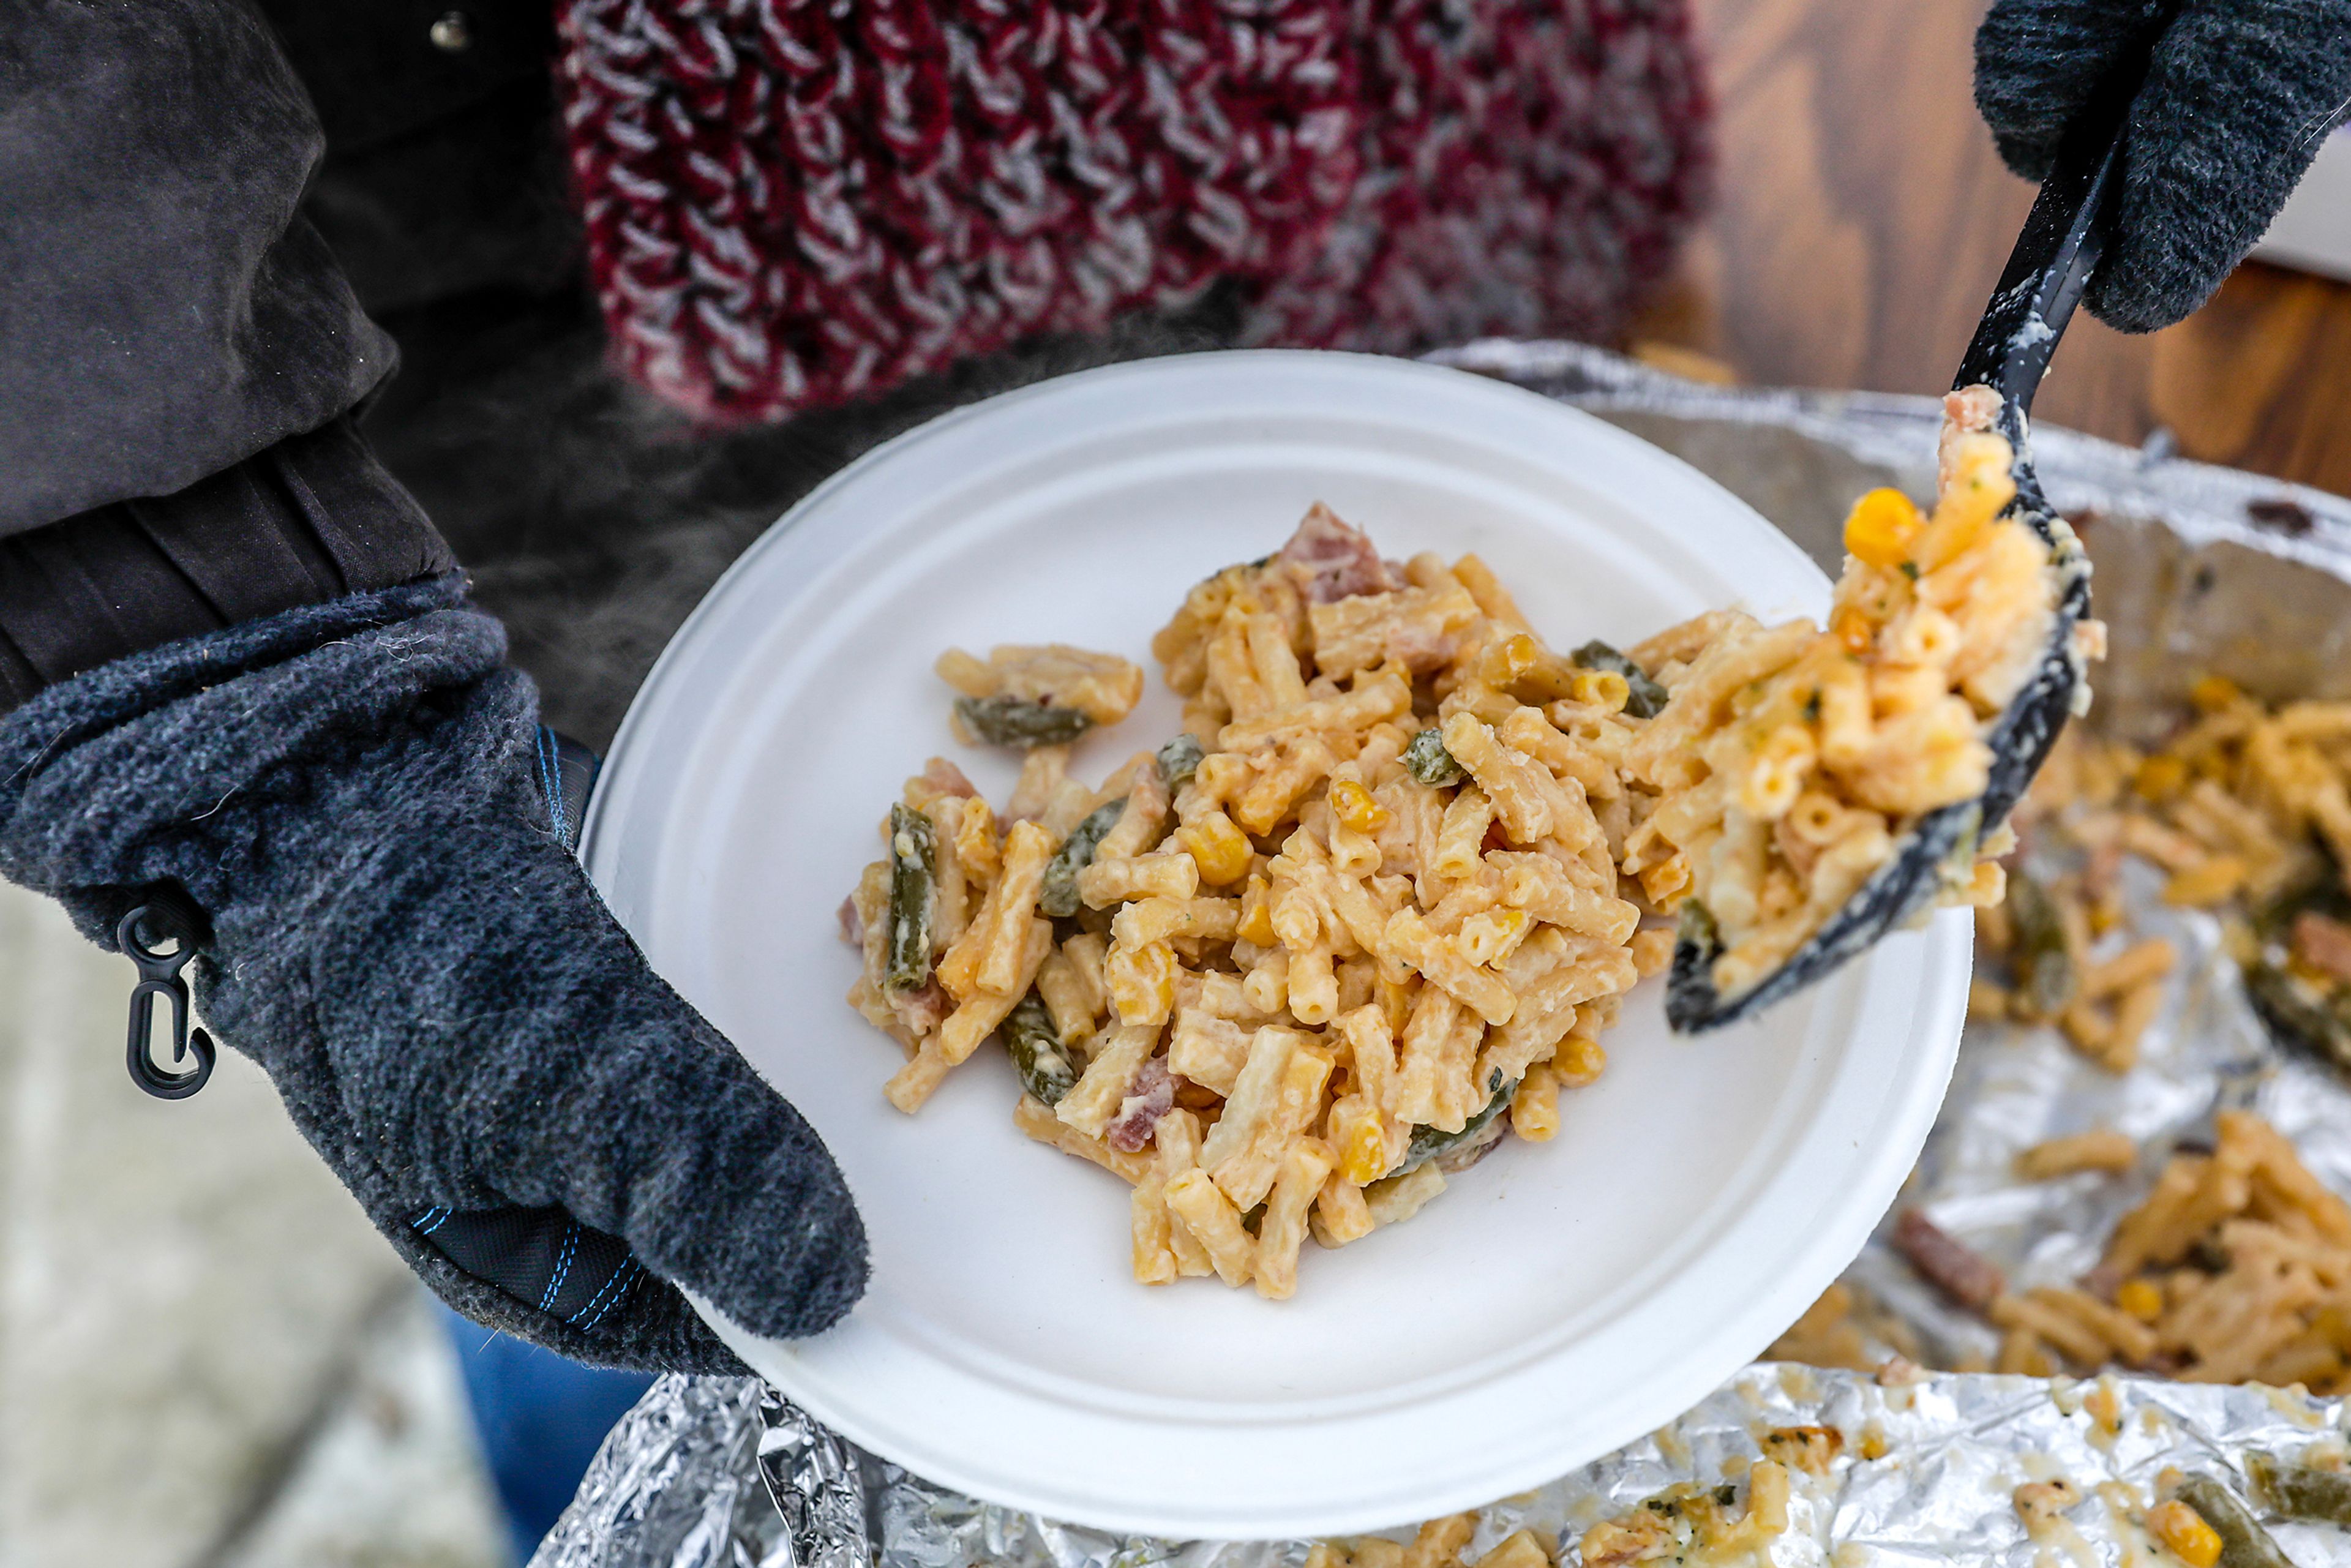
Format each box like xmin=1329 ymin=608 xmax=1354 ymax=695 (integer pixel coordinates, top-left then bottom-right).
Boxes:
xmin=0 ymin=575 xmax=866 ymax=1370
xmin=1975 ymin=0 xmax=2351 ymax=333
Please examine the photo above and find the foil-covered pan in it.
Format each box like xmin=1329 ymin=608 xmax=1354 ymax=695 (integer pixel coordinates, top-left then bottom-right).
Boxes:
xmin=541 ymin=1362 xmax=2351 ymax=1568
xmin=531 ymin=340 xmax=2351 ymax=1568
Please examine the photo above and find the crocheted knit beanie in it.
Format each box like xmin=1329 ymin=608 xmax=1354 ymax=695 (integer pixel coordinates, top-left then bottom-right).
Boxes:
xmin=555 ymin=0 xmax=1709 ymax=424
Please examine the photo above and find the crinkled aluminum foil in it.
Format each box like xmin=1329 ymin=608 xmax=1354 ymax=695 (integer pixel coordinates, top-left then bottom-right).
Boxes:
xmin=528 ymin=1376 xmax=787 ymax=1568
xmin=531 ymin=341 xmax=2351 ymax=1568
xmin=542 ymin=1365 xmax=2351 ymax=1568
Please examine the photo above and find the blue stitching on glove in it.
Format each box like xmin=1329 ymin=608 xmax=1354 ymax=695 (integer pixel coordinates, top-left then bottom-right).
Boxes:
xmin=566 ymin=1255 xmax=632 ymax=1327
xmin=540 ymin=1220 xmax=579 ymax=1313
xmin=533 ymin=726 xmax=568 ymax=846
xmin=577 ymin=1261 xmax=641 ymax=1334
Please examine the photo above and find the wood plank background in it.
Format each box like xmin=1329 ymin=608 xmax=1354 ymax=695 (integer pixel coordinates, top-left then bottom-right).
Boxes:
xmin=1637 ymin=0 xmax=2351 ymax=498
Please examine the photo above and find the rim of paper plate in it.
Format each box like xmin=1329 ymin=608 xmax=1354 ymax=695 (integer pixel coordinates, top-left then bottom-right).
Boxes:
xmin=582 ymin=350 xmax=1970 ymax=1539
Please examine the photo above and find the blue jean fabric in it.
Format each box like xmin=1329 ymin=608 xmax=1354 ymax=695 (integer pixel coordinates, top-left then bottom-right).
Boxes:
xmin=437 ymin=1299 xmax=656 ymax=1566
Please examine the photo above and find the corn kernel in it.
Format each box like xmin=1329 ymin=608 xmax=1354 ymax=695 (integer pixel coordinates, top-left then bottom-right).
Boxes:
xmin=1842 ymin=487 xmax=1922 ymax=569
xmin=1554 ymin=1035 xmax=1607 ymax=1087
xmin=1329 ymin=1095 xmax=1391 ymax=1185
xmin=1179 ymin=811 xmax=1253 ymax=887
xmin=1831 ymin=604 xmax=1876 ymax=655
xmin=1327 ymin=776 xmax=1392 ymax=834
xmin=2147 ymin=1499 xmax=2222 ymax=1568
xmin=2134 ymin=753 xmax=2190 ymax=801
xmin=2189 ymin=675 xmax=2241 ymax=712
xmin=1104 ymin=939 xmax=1177 ymax=1026
xmin=1569 ymin=668 xmax=1630 ymax=712
xmin=2117 ymin=1278 xmax=2164 ymax=1322
xmin=1237 ymin=874 xmax=1277 ymax=947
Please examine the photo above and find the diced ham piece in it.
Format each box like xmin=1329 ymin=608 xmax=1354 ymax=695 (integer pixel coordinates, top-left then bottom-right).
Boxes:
xmin=1944 ymin=383 xmax=2002 ymax=435
xmin=1104 ymin=1056 xmax=1174 ymax=1152
xmin=1938 ymin=384 xmax=2004 ymax=495
xmin=2293 ymin=910 xmax=2351 ymax=984
xmin=890 ymin=981 xmax=950 ymax=1039
xmin=1278 ymin=503 xmax=1398 ymax=604
xmin=1433 ymin=1118 xmax=1507 ymax=1174
xmin=1892 ymin=1207 xmax=2005 ymax=1310
xmin=1384 ymin=618 xmax=1458 ymax=672
xmin=919 ymin=757 xmax=978 ymax=798
xmin=837 ymin=895 xmax=864 ymax=947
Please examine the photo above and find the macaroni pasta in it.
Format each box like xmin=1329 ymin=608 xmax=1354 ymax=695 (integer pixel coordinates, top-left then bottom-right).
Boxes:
xmin=846 ymin=504 xmax=1657 ymax=1296
xmin=1621 ymin=388 xmax=2087 ymax=1002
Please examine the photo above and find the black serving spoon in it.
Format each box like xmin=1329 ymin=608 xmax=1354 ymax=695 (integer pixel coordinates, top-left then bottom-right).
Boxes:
xmin=1664 ymin=29 xmax=2162 ymax=1032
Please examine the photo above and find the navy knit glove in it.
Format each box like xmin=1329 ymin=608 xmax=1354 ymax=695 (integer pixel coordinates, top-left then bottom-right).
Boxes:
xmin=1976 ymin=0 xmax=2351 ymax=331
xmin=0 ymin=575 xmax=866 ymax=1371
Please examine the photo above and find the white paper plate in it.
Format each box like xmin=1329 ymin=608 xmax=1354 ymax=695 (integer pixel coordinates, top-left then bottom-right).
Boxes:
xmin=581 ymin=351 xmax=1970 ymax=1539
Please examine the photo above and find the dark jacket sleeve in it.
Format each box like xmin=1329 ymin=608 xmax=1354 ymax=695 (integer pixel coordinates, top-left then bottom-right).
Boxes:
xmin=0 ymin=0 xmax=397 ymax=535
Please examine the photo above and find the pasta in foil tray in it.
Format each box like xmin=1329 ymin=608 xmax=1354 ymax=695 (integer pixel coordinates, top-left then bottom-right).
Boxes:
xmin=839 ymin=395 xmax=2079 ymax=1296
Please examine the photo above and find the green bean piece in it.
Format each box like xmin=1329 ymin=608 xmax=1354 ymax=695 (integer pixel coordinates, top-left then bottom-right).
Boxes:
xmin=1395 ymin=1070 xmax=1516 ymax=1176
xmin=2248 ymin=1451 xmax=2351 ymax=1528
xmin=2246 ymin=877 xmax=2351 ymax=1068
xmin=885 ymin=804 xmax=937 ymax=992
xmin=2176 ymin=1475 xmax=2297 ymax=1568
xmin=1039 ymin=798 xmax=1127 ymax=919
xmin=1404 ymin=727 xmax=1465 ymax=787
xmin=1678 ymin=897 xmax=1718 ymax=953
xmin=2248 ymin=961 xmax=2351 ymax=1068
xmin=2007 ymin=869 xmax=2075 ymax=1016
xmin=1572 ymin=639 xmax=1670 ymax=719
xmin=1000 ymin=993 xmax=1079 ymax=1106
xmin=953 ymin=694 xmax=1093 ymax=748
xmin=1157 ymin=733 xmax=1206 ymax=790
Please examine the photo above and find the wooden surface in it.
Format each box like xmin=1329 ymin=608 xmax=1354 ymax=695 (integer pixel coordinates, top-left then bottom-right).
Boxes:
xmin=1637 ymin=0 xmax=2351 ymax=499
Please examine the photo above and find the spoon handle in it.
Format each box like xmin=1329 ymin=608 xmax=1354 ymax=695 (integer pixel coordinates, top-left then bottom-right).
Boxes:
xmin=1953 ymin=8 xmax=2174 ymax=423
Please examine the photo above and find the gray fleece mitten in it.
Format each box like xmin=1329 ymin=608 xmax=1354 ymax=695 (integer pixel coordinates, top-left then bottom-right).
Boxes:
xmin=0 ymin=575 xmax=865 ymax=1371
xmin=1976 ymin=0 xmax=2351 ymax=332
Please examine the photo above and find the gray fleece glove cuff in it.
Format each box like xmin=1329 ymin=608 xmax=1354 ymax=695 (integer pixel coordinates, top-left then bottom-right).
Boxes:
xmin=1976 ymin=0 xmax=2351 ymax=333
xmin=0 ymin=574 xmax=866 ymax=1371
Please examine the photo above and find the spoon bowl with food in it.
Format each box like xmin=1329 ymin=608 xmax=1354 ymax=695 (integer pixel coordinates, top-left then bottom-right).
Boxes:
xmin=1655 ymin=32 xmax=2145 ymax=1029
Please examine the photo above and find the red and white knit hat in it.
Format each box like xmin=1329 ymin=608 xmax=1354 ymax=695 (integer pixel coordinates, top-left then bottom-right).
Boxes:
xmin=554 ymin=0 xmax=1709 ymax=424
